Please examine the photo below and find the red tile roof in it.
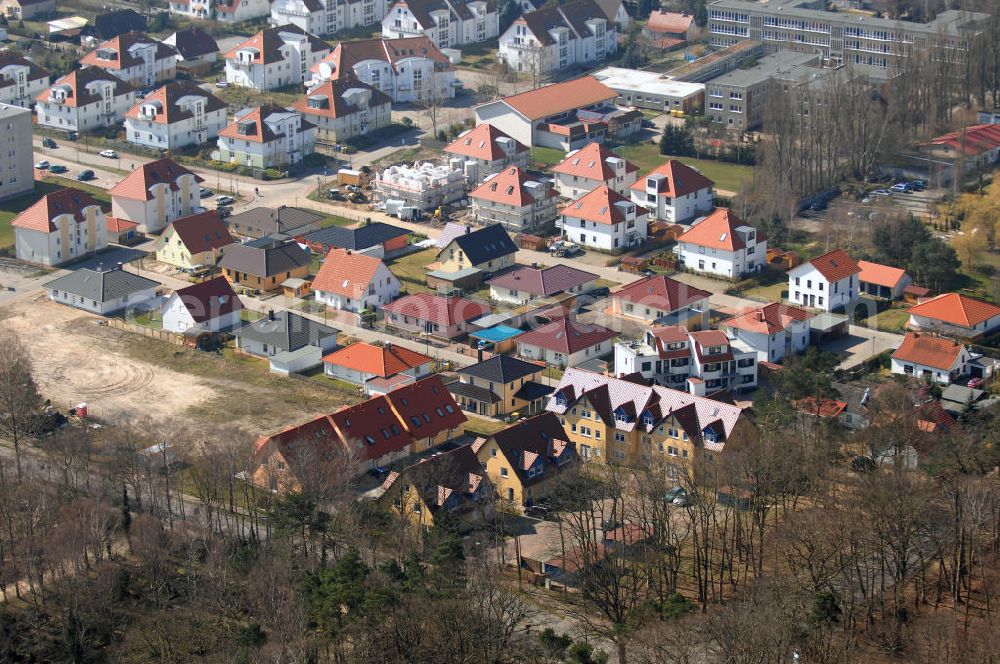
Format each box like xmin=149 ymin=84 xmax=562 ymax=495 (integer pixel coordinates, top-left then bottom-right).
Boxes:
xmin=804 ymin=249 xmax=860 ymax=283
xmin=470 ymin=167 xmax=554 ymax=207
xmin=218 ymin=104 xmax=313 ymax=144
xmin=721 ymin=302 xmax=814 ymax=334
xmin=293 ymin=77 xmax=392 ymax=120
xmin=630 ymin=159 xmax=715 ymax=197
xmin=907 ymin=292 xmax=1000 ymax=328
xmin=487 ymin=264 xmax=597 ymax=296
xmin=516 ymin=317 xmax=616 ymax=354
xmin=677 ymin=208 xmax=759 ymax=252
xmin=168 ymin=210 xmax=234 ymax=255
xmin=921 ymin=124 xmax=1000 ymax=157
xmin=552 ymin=142 xmax=638 ymax=181
xmin=109 ymin=157 xmax=202 ymax=201
xmin=313 ymin=36 xmax=452 ymax=80
xmin=106 ymin=216 xmax=139 ymax=233
xmin=37 ymin=67 xmax=133 ymax=108
xmin=384 ymin=294 xmax=491 ymax=326
xmin=253 ymin=413 xmax=340 ymax=458
xmin=493 ymin=76 xmax=616 ymax=121
xmin=792 ymin=397 xmax=847 ymax=418
xmin=612 ymin=274 xmax=711 ymax=312
xmin=857 ymin=260 xmax=908 ymax=288
xmin=893 ymin=332 xmax=965 ymax=371
xmin=560 ymin=185 xmax=638 ymax=225
xmin=385 ymin=374 xmax=467 ymax=441
xmin=322 ymin=342 xmax=432 ymax=378
xmin=124 ymin=81 xmax=227 ymax=125
xmin=311 ymin=248 xmax=387 ymax=299
xmin=224 ymin=24 xmax=329 ymax=65
xmin=169 ymin=276 xmax=243 ymax=323
xmin=12 ymin=188 xmax=102 ymax=232
xmin=444 ymin=124 xmax=528 ymax=161
xmin=80 ymin=32 xmax=177 ymax=71
xmin=646 ymin=10 xmax=693 ymax=34
xmin=330 ymin=396 xmax=416 ymax=461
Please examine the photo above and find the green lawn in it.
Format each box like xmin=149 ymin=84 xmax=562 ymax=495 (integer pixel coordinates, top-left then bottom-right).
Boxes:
xmin=318 ymin=214 xmax=358 ymax=228
xmin=386 ymin=247 xmax=439 ymax=293
xmin=868 ymin=306 xmax=911 ymax=333
xmin=530 ymin=146 xmax=566 ymax=167
xmin=743 ymin=281 xmax=788 ymax=303
xmin=0 ymin=179 xmax=112 ymax=250
xmin=612 ymin=143 xmax=754 ymax=193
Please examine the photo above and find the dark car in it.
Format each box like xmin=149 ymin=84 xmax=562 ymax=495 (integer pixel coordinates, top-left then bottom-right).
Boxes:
xmin=368 ymin=466 xmax=389 ymax=479
xmin=65 ymin=131 xmax=78 ymax=141
xmin=199 ymin=187 xmax=213 ymax=198
xmin=75 ymin=169 xmax=95 ymax=181
xmin=590 ymin=286 xmax=610 ymax=297
xmin=42 ymin=137 xmax=57 ymax=149
xmin=49 ymin=164 xmax=68 ymax=174
xmin=216 ymin=205 xmax=233 ymax=219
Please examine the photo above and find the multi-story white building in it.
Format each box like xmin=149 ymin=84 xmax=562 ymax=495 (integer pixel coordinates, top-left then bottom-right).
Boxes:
xmin=225 ymin=25 xmax=331 ymax=91
xmin=170 ymin=0 xmax=271 ymax=23
xmin=614 ymin=326 xmax=758 ymax=395
xmin=309 ymin=36 xmax=457 ymax=103
xmin=498 ymin=0 xmax=617 ymax=76
xmin=12 ymin=188 xmax=109 ymax=266
xmin=469 ymin=166 xmax=557 ymax=233
xmin=559 ymin=185 xmax=647 ymax=251
xmin=0 ymin=51 xmax=50 ymax=109
xmin=36 ymin=68 xmax=136 ymax=133
xmin=292 ymin=77 xmax=392 ymax=143
xmin=216 ymin=104 xmax=316 ymax=169
xmin=80 ymin=32 xmax=178 ymax=89
xmin=312 ymin=247 xmax=401 ymax=313
xmin=0 ymin=103 xmax=33 ymax=202
xmin=109 ymin=157 xmax=204 ymax=234
xmin=676 ymin=208 xmax=765 ymax=278
xmin=720 ymin=302 xmax=814 ymax=363
xmin=271 ymin=0 xmax=387 ymax=37
xmin=443 ymin=124 xmax=529 ymax=185
xmin=787 ymin=248 xmax=860 ymax=313
xmin=124 ymin=81 xmax=228 ymax=152
xmin=630 ymin=159 xmax=715 ymax=223
xmin=382 ymin=0 xmax=499 ymax=49
xmin=551 ymin=141 xmax=638 ymax=199
xmin=375 ymin=161 xmax=465 ymax=210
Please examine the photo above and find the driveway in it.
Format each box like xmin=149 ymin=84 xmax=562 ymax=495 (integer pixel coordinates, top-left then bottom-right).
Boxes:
xmin=832 ymin=326 xmax=903 ymax=370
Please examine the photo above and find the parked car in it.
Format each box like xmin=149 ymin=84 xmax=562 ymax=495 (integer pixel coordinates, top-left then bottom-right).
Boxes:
xmin=33 ymin=160 xmax=49 ymax=170
xmin=910 ymin=180 xmax=927 ymax=191
xmin=99 ymin=149 xmax=118 ymax=159
xmin=326 ymin=188 xmax=345 ymax=201
xmin=216 ymin=205 xmax=233 ymax=218
xmin=524 ymin=504 xmax=552 ymax=519
xmin=199 ymin=187 xmax=213 ymax=198
xmin=75 ymin=169 xmax=96 ymax=181
xmin=870 ymin=189 xmax=892 ymax=197
xmin=49 ymin=164 xmax=68 ymax=174
xmin=215 ymin=80 xmax=229 ymax=88
xmin=42 ymin=137 xmax=57 ymax=149
xmin=215 ymin=195 xmax=236 ymax=206
xmin=590 ymin=286 xmax=610 ymax=298
xmin=666 ymin=486 xmax=689 ymax=506
xmin=967 ymin=377 xmax=985 ymax=389
xmin=889 ymin=183 xmax=911 ymax=193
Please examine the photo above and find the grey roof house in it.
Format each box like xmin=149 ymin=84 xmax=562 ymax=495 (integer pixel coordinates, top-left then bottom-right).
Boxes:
xmin=226 ymin=206 xmax=327 ymax=239
xmin=300 ymin=220 xmax=410 ymax=258
xmin=236 ymin=309 xmax=339 ymax=375
xmin=44 ymin=266 xmax=160 ymax=316
xmin=218 ymin=235 xmax=311 ymax=292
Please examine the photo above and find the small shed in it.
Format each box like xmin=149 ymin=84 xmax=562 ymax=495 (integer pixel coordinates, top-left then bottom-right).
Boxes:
xmin=470 ymin=325 xmax=524 ymax=355
xmin=516 ymin=233 xmax=548 ymax=251
xmin=903 ymin=284 xmax=932 ymax=304
xmin=282 ymin=277 xmax=311 ymax=299
xmin=619 ymin=256 xmax=647 ymax=274
xmin=809 ymin=312 xmax=849 ymax=345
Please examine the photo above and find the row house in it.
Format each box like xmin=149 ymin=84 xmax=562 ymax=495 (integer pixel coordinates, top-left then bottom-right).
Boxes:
xmin=443 ymin=124 xmax=528 ymax=186
xmin=35 ymin=68 xmax=135 ymax=133
xmin=312 ymin=247 xmax=401 ymax=313
xmin=309 ymin=36 xmax=457 ymax=103
xmin=109 ymin=157 xmax=204 ymax=234
xmin=170 ymin=0 xmax=271 ymax=23
xmin=552 ymin=141 xmax=638 ymax=199
xmin=80 ymin=32 xmax=178 ymax=88
xmin=613 ymin=326 xmax=758 ymax=395
xmin=271 ymin=0 xmax=387 ymax=37
xmin=12 ymin=188 xmax=109 ymax=266
xmin=0 ymin=51 xmax=50 ymax=108
xmin=609 ymin=274 xmax=711 ymax=328
xmin=216 ymin=104 xmax=316 ymax=169
xmin=292 ymin=77 xmax=392 ymax=143
xmin=382 ymin=0 xmax=499 ymax=49
xmin=124 ymin=81 xmax=228 ymax=152
xmin=469 ymin=166 xmax=557 ymax=233
xmin=787 ymin=248 xmax=860 ymax=313
xmin=547 ymin=368 xmax=751 ymax=472
xmin=560 ymin=185 xmax=647 ymax=252
xmin=630 ymin=159 xmax=715 ymax=224
xmin=498 ymin=0 xmax=618 ymax=76
xmin=225 ymin=25 xmax=331 ymax=91
xmin=719 ymin=302 xmax=813 ymax=363
xmin=676 ymin=208 xmax=766 ymax=278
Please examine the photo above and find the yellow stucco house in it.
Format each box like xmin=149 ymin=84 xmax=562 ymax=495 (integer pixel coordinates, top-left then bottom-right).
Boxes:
xmin=447 ymin=355 xmax=553 ymax=417
xmin=154 ymin=210 xmax=235 ymax=270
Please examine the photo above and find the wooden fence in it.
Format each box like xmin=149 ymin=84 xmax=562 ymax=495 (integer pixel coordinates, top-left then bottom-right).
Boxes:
xmin=107 ymin=318 xmax=186 ymax=346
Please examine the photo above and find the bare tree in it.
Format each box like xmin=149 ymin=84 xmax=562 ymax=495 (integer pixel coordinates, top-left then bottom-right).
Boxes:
xmin=0 ymin=329 xmax=44 ymax=482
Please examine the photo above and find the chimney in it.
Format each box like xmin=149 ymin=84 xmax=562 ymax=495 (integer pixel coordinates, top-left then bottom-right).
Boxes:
xmin=116 ymin=261 xmax=123 ymax=270
xmin=267 ymin=309 xmax=275 ymax=321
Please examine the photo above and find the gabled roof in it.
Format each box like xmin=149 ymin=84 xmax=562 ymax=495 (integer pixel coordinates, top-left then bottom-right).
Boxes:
xmin=218 ymin=236 xmax=311 ymax=277
xmin=384 ymin=293 xmax=491 ymax=326
xmin=224 ymin=24 xmax=329 ymax=65
xmin=167 ymin=276 xmax=243 ymax=323
xmin=314 ymin=36 xmax=452 ymax=80
xmin=488 ymin=412 xmax=573 ymax=487
xmin=106 ymin=216 xmax=139 ymax=234
xmin=237 ymin=310 xmax=338 ymax=353
xmin=253 ymin=413 xmax=343 ymax=468
xmin=921 ymin=124 xmax=1000 ymax=157
xmin=798 ymin=249 xmax=860 ymax=282
xmin=12 ymin=188 xmax=103 ymax=232
xmin=81 ymin=31 xmax=176 ymax=70
xmin=167 ymin=210 xmax=234 ymax=255
xmin=0 ymin=51 xmax=50 ymax=89
xmin=124 ymin=81 xmax=227 ymax=125
xmin=384 ymin=374 xmax=467 ymax=440
xmin=330 ymin=396 xmax=416 ymax=461
xmin=893 ymin=332 xmax=965 ymax=371
xmin=293 ymin=77 xmax=391 ymax=119
xmin=560 ymin=185 xmax=637 ymax=225
xmin=458 ymin=355 xmax=544 ymax=383
xmin=516 ymin=317 xmax=616 ymax=354
xmin=470 ymin=167 xmax=554 ymax=207
xmin=721 ymin=302 xmax=814 ymax=334
xmin=440 ymin=223 xmax=518 ymax=265
xmin=444 ymin=124 xmax=528 ymax=161
xmin=390 ymin=0 xmax=487 ymax=29
xmin=515 ymin=0 xmax=616 ymax=47
xmin=93 ymin=9 xmax=146 ymax=39
xmin=218 ymin=104 xmax=312 ymax=145
xmin=491 ymin=75 xmax=616 ymax=121
xmin=552 ymin=142 xmax=638 ymax=181
xmin=37 ymin=67 xmax=134 ymax=107
xmin=677 ymin=208 xmax=760 ymax=252
xmin=311 ymin=248 xmax=389 ymax=299
xmin=381 ymin=444 xmax=488 ymax=513
xmin=907 ymin=292 xmax=1000 ymax=328
xmin=630 ymin=159 xmax=715 ymax=197
xmin=110 ymin=157 xmax=202 ymax=201
xmin=487 ymin=264 xmax=597 ymax=296
xmin=166 ymin=27 xmax=219 ymax=60
xmin=302 ymin=220 xmax=409 ymax=251
xmin=322 ymin=342 xmax=432 ymax=378
xmin=43 ymin=267 xmax=159 ymax=302
xmin=857 ymin=260 xmax=909 ymax=289
xmin=612 ymin=275 xmax=712 ymax=312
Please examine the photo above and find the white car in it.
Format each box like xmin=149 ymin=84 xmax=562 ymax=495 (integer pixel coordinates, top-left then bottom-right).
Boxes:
xmin=215 ymin=80 xmax=229 ymax=88
xmin=99 ymin=149 xmax=118 ymax=159
xmin=33 ymin=160 xmax=50 ymax=170
xmin=215 ymin=195 xmax=236 ymax=206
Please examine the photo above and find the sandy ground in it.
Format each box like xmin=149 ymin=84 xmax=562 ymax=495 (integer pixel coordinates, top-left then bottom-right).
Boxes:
xmin=0 ymin=294 xmax=218 ymax=423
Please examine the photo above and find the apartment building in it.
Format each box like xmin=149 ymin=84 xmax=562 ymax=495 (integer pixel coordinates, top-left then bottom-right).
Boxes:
xmin=630 ymin=159 xmax=715 ymax=223
xmin=124 ymin=81 xmax=228 ymax=151
xmin=676 ymin=208 xmax=766 ymax=278
xmin=551 ymin=141 xmax=638 ymax=198
xmin=292 ymin=77 xmax=392 ymax=143
xmin=109 ymin=158 xmax=204 ymax=234
xmin=216 ymin=104 xmax=316 ymax=169
xmin=469 ymin=166 xmax=558 ymax=233
xmin=443 ymin=124 xmax=529 ymax=185
xmin=0 ymin=103 xmax=33 ymax=202
xmin=559 ymin=185 xmax=647 ymax=251
xmin=12 ymin=188 xmax=109 ymax=266
xmin=0 ymin=51 xmax=50 ymax=108
xmin=382 ymin=0 xmax=499 ymax=49
xmin=80 ymin=32 xmax=178 ymax=88
xmin=36 ymin=68 xmax=136 ymax=133
xmin=271 ymin=0 xmax=387 ymax=37
xmin=787 ymin=248 xmax=860 ymax=313
xmin=225 ymin=25 xmax=331 ymax=90
xmin=498 ymin=0 xmax=618 ymax=76
xmin=170 ymin=0 xmax=271 ymax=23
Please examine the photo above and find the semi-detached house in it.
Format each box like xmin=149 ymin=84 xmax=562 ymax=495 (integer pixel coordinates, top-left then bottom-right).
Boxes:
xmin=124 ymin=81 xmax=228 ymax=152
xmin=80 ymin=32 xmax=177 ymax=88
xmin=787 ymin=248 xmax=860 ymax=313
xmin=382 ymin=0 xmax=499 ymax=49
xmin=0 ymin=51 xmax=50 ymax=108
xmin=109 ymin=158 xmax=204 ymax=234
xmin=216 ymin=104 xmax=316 ymax=170
xmin=293 ymin=77 xmax=392 ymax=143
xmin=225 ymin=25 xmax=331 ymax=91
xmin=35 ymin=68 xmax=135 ymax=132
xmin=551 ymin=141 xmax=638 ymax=199
xmin=676 ymin=208 xmax=765 ymax=278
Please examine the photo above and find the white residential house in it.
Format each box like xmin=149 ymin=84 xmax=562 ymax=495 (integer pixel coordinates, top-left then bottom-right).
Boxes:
xmin=498 ymin=0 xmax=618 ymax=76
xmin=469 ymin=166 xmax=558 ymax=233
xmin=720 ymin=302 xmax=814 ymax=363
xmin=12 ymin=188 xmax=109 ymax=266
xmin=630 ymin=159 xmax=715 ymax=224
xmin=225 ymin=25 xmax=331 ymax=91
xmin=787 ymin=249 xmax=860 ymax=313
xmin=292 ymin=77 xmax=392 ymax=143
xmin=515 ymin=316 xmax=617 ymax=368
xmin=891 ymin=332 xmax=976 ymax=385
xmin=308 ymin=36 xmax=457 ymax=104
xmin=551 ymin=141 xmax=638 ymax=198
xmin=321 ymin=342 xmax=433 ymax=391
xmin=80 ymin=32 xmax=178 ymax=88
xmin=109 ymin=158 xmax=204 ymax=234
xmin=382 ymin=0 xmax=499 ymax=49
xmin=676 ymin=208 xmax=766 ymax=278
xmin=271 ymin=0 xmax=387 ymax=37
xmin=443 ymin=124 xmax=529 ymax=185
xmin=124 ymin=81 xmax=228 ymax=152
xmin=170 ymin=0 xmax=272 ymax=23
xmin=0 ymin=51 xmax=50 ymax=108
xmin=312 ymin=247 xmax=401 ymax=313
xmin=609 ymin=274 xmax=711 ymax=328
xmin=613 ymin=326 xmax=758 ymax=394
xmin=35 ymin=68 xmax=135 ymax=132
xmin=906 ymin=292 xmax=1000 ymax=339
xmin=43 ymin=267 xmax=159 ymax=316
xmin=216 ymin=104 xmax=316 ymax=169
xmin=161 ymin=277 xmax=244 ymax=334
xmin=487 ymin=263 xmax=597 ymax=305
xmin=559 ymin=185 xmax=647 ymax=251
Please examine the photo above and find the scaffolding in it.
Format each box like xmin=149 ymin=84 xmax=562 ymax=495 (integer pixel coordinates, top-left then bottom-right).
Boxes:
xmin=374 ymin=161 xmax=465 ymax=211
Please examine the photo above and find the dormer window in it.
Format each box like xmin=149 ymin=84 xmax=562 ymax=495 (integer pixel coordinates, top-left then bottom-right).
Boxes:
xmin=236 ymin=120 xmax=256 ymax=136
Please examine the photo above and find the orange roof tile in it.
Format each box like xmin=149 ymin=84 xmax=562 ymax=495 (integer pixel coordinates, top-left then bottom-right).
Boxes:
xmin=470 ymin=167 xmax=554 ymax=207
xmin=109 ymin=157 xmax=203 ymax=201
xmin=792 ymin=397 xmax=847 ymax=418
xmin=322 ymin=342 xmax=432 ymax=378
xmin=630 ymin=159 xmax=715 ymax=197
xmin=12 ymin=188 xmax=102 ymax=233
xmin=907 ymin=292 xmax=1000 ymax=328
xmin=311 ymin=248 xmax=386 ymax=299
xmin=804 ymin=249 xmax=860 ymax=282
xmin=552 ymin=142 xmax=638 ymax=181
xmin=646 ymin=10 xmax=693 ymax=34
xmin=721 ymin=302 xmax=813 ymax=334
xmin=560 ymin=185 xmax=638 ymax=225
xmin=857 ymin=260 xmax=908 ymax=288
xmin=892 ymin=332 xmax=965 ymax=371
xmin=444 ymin=124 xmax=528 ymax=161
xmin=106 ymin=216 xmax=139 ymax=233
xmin=676 ymin=208 xmax=759 ymax=252
xmin=493 ymin=76 xmax=616 ymax=122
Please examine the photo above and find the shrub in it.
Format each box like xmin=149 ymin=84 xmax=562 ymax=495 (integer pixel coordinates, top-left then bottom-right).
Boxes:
xmin=262 ymin=168 xmax=284 ymax=180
